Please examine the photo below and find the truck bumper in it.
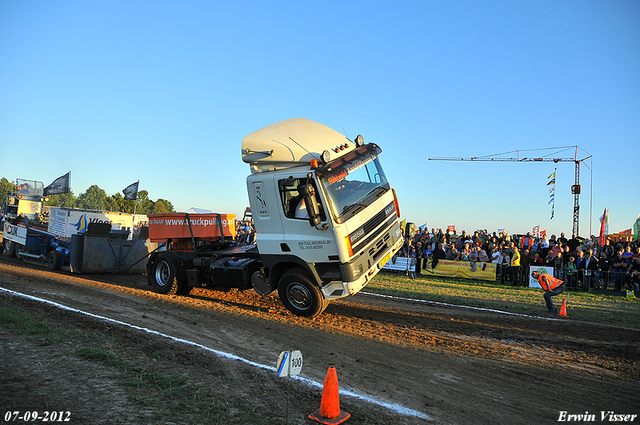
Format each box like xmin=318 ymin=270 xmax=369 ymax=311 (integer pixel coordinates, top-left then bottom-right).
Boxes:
xmin=320 ymin=235 xmax=404 ymax=300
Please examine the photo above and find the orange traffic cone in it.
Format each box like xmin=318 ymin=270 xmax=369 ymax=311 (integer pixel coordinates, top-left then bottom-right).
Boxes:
xmin=309 ymin=367 xmax=350 ymax=424
xmin=559 ymin=298 xmax=567 ymax=317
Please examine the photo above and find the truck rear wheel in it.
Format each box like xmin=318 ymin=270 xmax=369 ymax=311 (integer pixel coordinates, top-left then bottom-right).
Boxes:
xmin=151 ymin=253 xmax=181 ymax=295
xmin=48 ymin=250 xmax=62 ymax=270
xmin=3 ymin=240 xmax=16 ymax=258
xmin=278 ymin=269 xmax=329 ymax=317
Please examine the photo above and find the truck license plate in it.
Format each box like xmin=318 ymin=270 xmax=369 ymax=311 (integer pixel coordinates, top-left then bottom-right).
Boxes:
xmin=377 ymin=251 xmax=392 ymax=269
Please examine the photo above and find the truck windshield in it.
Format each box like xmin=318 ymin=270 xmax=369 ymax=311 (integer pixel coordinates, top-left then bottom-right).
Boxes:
xmin=317 ymin=144 xmax=390 ymax=223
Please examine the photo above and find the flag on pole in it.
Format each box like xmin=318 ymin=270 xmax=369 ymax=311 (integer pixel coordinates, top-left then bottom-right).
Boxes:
xmin=123 ymin=181 xmax=139 ymax=201
xmin=44 ymin=172 xmax=71 ymax=196
xmin=599 ymin=208 xmax=609 ymax=246
xmin=548 ymin=168 xmax=556 ymax=220
xmin=533 ymin=225 xmax=540 ymax=237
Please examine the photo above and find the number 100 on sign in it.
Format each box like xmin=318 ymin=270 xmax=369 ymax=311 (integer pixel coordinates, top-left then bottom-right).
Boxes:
xmin=277 ymin=350 xmax=303 ymax=377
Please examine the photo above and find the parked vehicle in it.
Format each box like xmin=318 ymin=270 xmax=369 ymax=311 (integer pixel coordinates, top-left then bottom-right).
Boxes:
xmin=2 ymin=179 xmax=154 ymax=273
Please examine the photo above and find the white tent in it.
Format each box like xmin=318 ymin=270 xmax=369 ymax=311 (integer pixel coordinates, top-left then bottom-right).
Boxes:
xmin=184 ymin=207 xmax=213 ymax=214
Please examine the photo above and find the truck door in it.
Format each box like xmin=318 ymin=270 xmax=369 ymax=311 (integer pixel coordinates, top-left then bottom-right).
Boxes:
xmin=277 ymin=175 xmax=336 ymax=263
xmin=247 ymin=178 xmax=285 ymax=255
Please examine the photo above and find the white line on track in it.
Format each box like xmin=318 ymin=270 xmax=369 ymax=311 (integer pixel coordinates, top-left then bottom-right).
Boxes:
xmin=1 ymin=287 xmax=431 ymax=421
xmin=361 ymin=291 xmax=563 ymax=321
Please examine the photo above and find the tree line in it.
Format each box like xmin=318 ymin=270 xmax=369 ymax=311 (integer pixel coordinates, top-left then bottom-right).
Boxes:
xmin=0 ymin=177 xmax=174 ymax=215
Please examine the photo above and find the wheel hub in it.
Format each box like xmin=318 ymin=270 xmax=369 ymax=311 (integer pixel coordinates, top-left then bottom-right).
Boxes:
xmin=155 ymin=261 xmax=171 ymax=287
xmin=288 ymin=283 xmax=311 ymax=309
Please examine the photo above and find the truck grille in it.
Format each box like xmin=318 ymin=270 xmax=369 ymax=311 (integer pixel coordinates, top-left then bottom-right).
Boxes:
xmin=350 ymin=201 xmax=397 ymax=257
xmin=368 ymin=233 xmax=391 ymax=261
xmin=363 ymin=206 xmax=389 ymax=234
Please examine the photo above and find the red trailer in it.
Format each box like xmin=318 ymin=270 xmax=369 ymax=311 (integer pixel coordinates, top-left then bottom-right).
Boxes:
xmin=148 ymin=213 xmax=236 ymax=251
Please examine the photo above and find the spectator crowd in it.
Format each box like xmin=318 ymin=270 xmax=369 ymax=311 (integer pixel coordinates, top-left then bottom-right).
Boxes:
xmin=399 ymin=227 xmax=640 ymax=294
xmin=231 ymin=215 xmax=639 ymax=295
xmin=235 ymin=220 xmax=255 ymax=245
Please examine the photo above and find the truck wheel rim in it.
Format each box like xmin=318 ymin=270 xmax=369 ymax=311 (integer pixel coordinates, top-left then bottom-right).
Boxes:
xmin=155 ymin=261 xmax=171 ymax=287
xmin=287 ymin=283 xmax=311 ymax=310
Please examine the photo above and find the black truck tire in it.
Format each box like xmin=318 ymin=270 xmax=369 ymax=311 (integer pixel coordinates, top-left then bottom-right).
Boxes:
xmin=48 ymin=250 xmax=62 ymax=270
xmin=150 ymin=252 xmax=182 ymax=295
xmin=278 ymin=269 xmax=329 ymax=317
xmin=3 ymin=240 xmax=16 ymax=258
xmin=14 ymin=244 xmax=24 ymax=260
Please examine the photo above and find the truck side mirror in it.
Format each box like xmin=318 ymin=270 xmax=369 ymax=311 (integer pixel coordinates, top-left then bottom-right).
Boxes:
xmin=301 ymin=182 xmax=328 ymax=231
xmin=302 ymin=183 xmax=321 ymax=227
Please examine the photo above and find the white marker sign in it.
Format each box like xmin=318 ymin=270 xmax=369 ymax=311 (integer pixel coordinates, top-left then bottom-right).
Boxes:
xmin=277 ymin=350 xmax=303 ymax=377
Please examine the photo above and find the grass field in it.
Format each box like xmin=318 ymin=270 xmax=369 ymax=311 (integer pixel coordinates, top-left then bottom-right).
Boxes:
xmin=367 ymin=271 xmax=640 ymax=328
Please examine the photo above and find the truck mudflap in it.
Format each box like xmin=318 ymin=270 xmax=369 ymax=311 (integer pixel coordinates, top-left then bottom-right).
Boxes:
xmin=321 ymin=235 xmax=404 ymax=300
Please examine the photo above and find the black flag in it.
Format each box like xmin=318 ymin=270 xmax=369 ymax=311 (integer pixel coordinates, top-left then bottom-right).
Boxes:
xmin=123 ymin=181 xmax=139 ymax=200
xmin=44 ymin=172 xmax=70 ymax=196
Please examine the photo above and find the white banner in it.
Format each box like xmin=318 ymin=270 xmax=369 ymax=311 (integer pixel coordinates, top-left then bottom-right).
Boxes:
xmin=47 ymin=207 xmax=147 ymax=240
xmin=529 ymin=266 xmax=554 ymax=289
xmin=382 ymin=256 xmax=414 ymax=272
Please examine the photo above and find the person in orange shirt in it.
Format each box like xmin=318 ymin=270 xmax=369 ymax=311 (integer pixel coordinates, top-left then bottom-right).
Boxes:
xmin=532 ymin=271 xmax=566 ymax=314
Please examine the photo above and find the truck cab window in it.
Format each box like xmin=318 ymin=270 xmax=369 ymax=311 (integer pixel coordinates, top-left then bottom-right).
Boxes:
xmin=278 ymin=177 xmax=325 ymax=221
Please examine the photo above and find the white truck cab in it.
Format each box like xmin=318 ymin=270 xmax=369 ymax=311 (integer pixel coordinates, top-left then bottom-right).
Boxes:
xmin=242 ymin=118 xmax=403 ymax=316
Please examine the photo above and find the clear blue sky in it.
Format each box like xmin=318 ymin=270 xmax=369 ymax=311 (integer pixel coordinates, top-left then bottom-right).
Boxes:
xmin=2 ymin=1 xmax=638 ymax=238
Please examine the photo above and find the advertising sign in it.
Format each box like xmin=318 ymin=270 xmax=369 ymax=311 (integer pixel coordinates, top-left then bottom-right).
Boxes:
xmin=383 ymin=258 xmax=498 ymax=281
xmin=421 ymin=259 xmax=497 ymax=281
xmin=382 ymin=256 xmax=413 ymax=273
xmin=48 ymin=207 xmax=147 ymax=240
xmin=529 ymin=266 xmax=554 ymax=288
xmin=3 ymin=222 xmax=27 ymax=245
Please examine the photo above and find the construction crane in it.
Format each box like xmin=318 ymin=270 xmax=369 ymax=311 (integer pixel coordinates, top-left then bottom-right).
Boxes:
xmin=429 ymin=146 xmax=592 ymax=237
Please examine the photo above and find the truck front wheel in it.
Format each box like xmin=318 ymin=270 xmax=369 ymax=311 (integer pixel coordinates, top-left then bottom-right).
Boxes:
xmin=278 ymin=269 xmax=329 ymax=317
xmin=3 ymin=240 xmax=16 ymax=257
xmin=151 ymin=253 xmax=181 ymax=295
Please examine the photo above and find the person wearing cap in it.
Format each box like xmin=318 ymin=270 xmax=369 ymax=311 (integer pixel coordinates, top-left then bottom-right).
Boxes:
xmin=532 ymin=271 xmax=566 ymax=314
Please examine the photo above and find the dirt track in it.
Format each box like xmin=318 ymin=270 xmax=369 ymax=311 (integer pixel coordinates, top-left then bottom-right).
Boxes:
xmin=1 ymin=255 xmax=639 ymax=424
